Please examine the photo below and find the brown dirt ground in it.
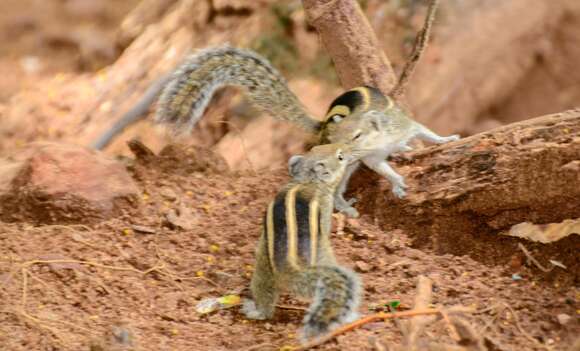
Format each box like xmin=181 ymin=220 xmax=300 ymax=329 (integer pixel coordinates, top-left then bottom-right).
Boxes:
xmin=0 ymin=1 xmax=579 ymax=351
xmin=0 ymin=150 xmax=578 ymax=351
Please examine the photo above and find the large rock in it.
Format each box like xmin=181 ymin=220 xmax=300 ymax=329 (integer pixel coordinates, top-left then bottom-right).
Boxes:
xmin=0 ymin=142 xmax=139 ymax=224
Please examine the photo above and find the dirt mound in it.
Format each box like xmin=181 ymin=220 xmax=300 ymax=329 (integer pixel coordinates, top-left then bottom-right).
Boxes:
xmin=1 ymin=145 xmax=577 ymax=351
xmin=0 ymin=142 xmax=138 ymax=224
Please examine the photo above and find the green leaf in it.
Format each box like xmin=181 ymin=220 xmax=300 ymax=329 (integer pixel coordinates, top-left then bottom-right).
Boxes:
xmin=386 ymin=300 xmax=401 ymax=309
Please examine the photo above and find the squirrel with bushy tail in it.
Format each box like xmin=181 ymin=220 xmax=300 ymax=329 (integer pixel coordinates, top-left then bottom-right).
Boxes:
xmin=154 ymin=45 xmax=459 ymax=218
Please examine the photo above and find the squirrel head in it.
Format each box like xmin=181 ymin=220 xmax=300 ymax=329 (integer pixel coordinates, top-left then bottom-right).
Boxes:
xmin=288 ymin=144 xmax=353 ymax=185
xmin=325 ymin=109 xmax=386 ymax=154
xmin=318 ymin=86 xmax=395 ymax=145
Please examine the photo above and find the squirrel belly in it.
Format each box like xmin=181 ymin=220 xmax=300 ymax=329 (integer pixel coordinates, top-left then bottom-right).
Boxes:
xmin=156 ymin=45 xmax=321 ymax=134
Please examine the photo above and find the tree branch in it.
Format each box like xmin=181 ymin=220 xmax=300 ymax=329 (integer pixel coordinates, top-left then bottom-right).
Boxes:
xmin=302 ymin=0 xmax=397 ymax=94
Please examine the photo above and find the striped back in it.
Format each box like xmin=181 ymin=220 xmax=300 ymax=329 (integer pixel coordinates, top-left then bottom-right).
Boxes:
xmin=264 ymin=185 xmax=320 ymax=272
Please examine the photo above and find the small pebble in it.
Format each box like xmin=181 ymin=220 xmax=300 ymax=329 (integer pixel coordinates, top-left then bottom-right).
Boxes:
xmin=355 ymin=261 xmax=372 ymax=273
xmin=556 ymin=313 xmax=571 ymax=326
xmin=511 ymin=273 xmax=522 ymax=281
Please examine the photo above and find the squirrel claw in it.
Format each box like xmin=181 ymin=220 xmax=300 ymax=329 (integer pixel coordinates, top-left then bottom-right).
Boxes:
xmin=392 ymin=184 xmax=407 ymax=198
xmin=341 ymin=206 xmax=360 ymax=218
xmin=444 ymin=134 xmax=460 ymax=142
xmin=346 ymin=197 xmax=358 ymax=206
xmin=242 ymin=299 xmax=269 ymax=320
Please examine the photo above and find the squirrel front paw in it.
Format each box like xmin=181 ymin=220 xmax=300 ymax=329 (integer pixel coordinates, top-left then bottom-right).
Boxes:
xmin=242 ymin=299 xmax=270 ymax=320
xmin=341 ymin=206 xmax=360 ymax=219
xmin=443 ymin=134 xmax=460 ymax=143
xmin=334 ymin=196 xmax=359 ymax=218
xmin=391 ymin=178 xmax=408 ymax=199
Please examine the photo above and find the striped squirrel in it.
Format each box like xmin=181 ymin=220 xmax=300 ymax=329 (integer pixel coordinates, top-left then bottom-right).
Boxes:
xmin=243 ymin=143 xmax=361 ymax=341
xmin=155 ymin=46 xmax=459 ymax=217
xmin=321 ymin=87 xmax=460 ymax=217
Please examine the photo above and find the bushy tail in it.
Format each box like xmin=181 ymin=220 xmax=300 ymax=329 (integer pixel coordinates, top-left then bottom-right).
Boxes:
xmin=291 ymin=265 xmax=361 ymax=341
xmin=156 ymin=45 xmax=322 ymax=133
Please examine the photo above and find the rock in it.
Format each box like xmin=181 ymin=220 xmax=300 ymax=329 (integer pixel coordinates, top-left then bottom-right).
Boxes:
xmin=556 ymin=313 xmax=571 ymax=326
xmin=0 ymin=142 xmax=138 ymax=224
xmin=160 ymin=186 xmax=178 ymax=201
xmin=165 ymin=205 xmax=197 ymax=230
xmin=355 ymin=261 xmax=372 ymax=273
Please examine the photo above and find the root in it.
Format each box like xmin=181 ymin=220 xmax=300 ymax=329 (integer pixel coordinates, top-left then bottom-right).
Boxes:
xmin=517 ymin=243 xmax=554 ymax=273
xmin=14 ymin=256 xmax=217 ymax=343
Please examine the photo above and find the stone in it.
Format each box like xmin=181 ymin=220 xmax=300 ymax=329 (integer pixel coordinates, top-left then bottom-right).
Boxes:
xmin=0 ymin=142 xmax=138 ymax=224
xmin=355 ymin=261 xmax=372 ymax=273
xmin=556 ymin=313 xmax=571 ymax=326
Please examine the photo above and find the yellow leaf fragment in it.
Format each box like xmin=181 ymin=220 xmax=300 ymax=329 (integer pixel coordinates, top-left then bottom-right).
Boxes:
xmin=217 ymin=295 xmax=241 ymax=306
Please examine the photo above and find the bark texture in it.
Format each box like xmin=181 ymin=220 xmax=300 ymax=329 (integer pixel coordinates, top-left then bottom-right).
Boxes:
xmin=302 ymin=0 xmax=397 ymax=94
xmin=352 ymin=109 xmax=580 ymax=272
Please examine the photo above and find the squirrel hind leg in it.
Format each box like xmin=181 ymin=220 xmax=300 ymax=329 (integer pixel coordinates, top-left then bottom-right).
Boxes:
xmin=242 ymin=299 xmax=274 ymax=320
xmin=413 ymin=122 xmax=460 ymax=144
xmin=245 ymin=244 xmax=278 ymax=320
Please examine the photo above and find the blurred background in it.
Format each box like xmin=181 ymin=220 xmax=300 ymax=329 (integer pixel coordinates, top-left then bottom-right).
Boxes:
xmin=1 ymin=0 xmax=579 ymax=170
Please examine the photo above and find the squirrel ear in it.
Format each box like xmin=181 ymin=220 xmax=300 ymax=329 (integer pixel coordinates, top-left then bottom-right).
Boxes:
xmin=288 ymin=155 xmax=305 ymax=177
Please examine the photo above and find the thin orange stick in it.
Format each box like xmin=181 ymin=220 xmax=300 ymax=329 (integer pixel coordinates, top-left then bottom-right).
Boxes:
xmin=294 ymin=308 xmax=441 ymax=350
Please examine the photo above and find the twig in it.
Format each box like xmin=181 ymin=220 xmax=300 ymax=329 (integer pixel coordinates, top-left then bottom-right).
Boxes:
xmin=31 ymin=224 xmax=93 ymax=232
xmin=240 ymin=342 xmax=278 ymax=351
xmin=404 ymin=275 xmax=434 ymax=348
xmin=369 ymin=336 xmax=388 ymax=351
xmin=517 ymin=243 xmax=553 ymax=273
xmin=501 ymin=302 xmax=553 ymax=351
xmin=15 ymin=257 xmax=217 ymax=340
xmin=294 ymin=308 xmax=442 ymax=351
xmin=276 ymin=304 xmax=308 ymax=312
xmin=446 ymin=316 xmax=486 ymax=351
xmin=440 ymin=309 xmax=461 ymax=342
xmin=19 ymin=268 xmax=93 ymax=342
xmin=390 ymin=0 xmax=440 ymax=99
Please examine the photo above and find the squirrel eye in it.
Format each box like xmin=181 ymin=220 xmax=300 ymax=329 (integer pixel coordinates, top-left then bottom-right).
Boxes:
xmin=337 ymin=152 xmax=344 ymax=161
xmin=352 ymin=132 xmax=362 ymax=141
xmin=331 ymin=115 xmax=343 ymax=123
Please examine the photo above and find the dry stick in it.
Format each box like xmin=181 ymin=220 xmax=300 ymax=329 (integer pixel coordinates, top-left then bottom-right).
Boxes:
xmin=501 ymin=302 xmax=553 ymax=351
xmin=517 ymin=243 xmax=553 ymax=273
xmin=453 ymin=316 xmax=491 ymax=351
xmin=294 ymin=309 xmax=442 ymax=351
xmin=390 ymin=0 xmax=440 ymax=99
xmin=16 ymin=257 xmax=216 ymax=338
xmin=19 ymin=268 xmax=66 ymax=342
xmin=369 ymin=336 xmax=388 ymax=351
xmin=405 ymin=275 xmax=434 ymax=348
xmin=149 ymin=227 xmax=220 ymax=287
xmin=439 ymin=309 xmax=462 ymax=343
xmin=241 ymin=342 xmax=278 ymax=351
xmin=276 ymin=304 xmax=308 ymax=312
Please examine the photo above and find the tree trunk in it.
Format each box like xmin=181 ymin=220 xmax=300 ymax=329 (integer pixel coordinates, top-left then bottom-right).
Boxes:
xmin=350 ymin=109 xmax=580 ymax=279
